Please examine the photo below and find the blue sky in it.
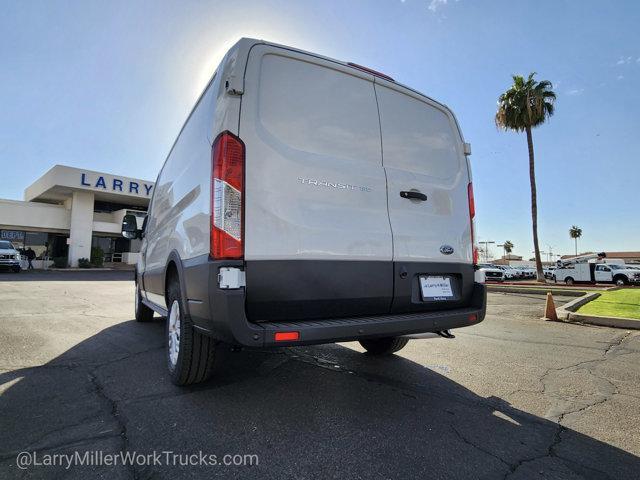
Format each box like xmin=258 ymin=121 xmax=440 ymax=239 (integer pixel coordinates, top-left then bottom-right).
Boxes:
xmin=1 ymin=0 xmax=639 ymax=259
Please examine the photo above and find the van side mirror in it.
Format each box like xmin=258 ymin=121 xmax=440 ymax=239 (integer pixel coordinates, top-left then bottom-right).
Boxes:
xmin=121 ymin=214 xmax=140 ymax=240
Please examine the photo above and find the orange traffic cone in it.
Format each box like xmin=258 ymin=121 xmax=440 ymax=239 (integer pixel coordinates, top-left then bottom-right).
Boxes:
xmin=543 ymin=292 xmax=558 ymax=321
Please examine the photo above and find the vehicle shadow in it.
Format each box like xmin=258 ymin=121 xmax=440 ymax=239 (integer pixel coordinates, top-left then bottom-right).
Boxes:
xmin=0 ymin=319 xmax=637 ymax=479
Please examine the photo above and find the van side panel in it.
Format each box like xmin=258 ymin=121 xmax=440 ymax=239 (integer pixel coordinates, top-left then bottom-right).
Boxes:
xmin=240 ymin=46 xmax=394 ymax=321
xmin=143 ymin=74 xmax=221 ymax=305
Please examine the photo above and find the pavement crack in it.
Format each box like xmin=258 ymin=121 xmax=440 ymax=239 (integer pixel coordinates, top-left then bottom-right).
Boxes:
xmin=88 ymin=369 xmax=138 ymax=480
xmin=504 ymin=331 xmax=632 ymax=479
xmin=450 ymin=425 xmax=512 ymax=472
xmin=604 ymin=331 xmax=632 ymax=356
xmin=503 ymin=422 xmax=564 ymax=480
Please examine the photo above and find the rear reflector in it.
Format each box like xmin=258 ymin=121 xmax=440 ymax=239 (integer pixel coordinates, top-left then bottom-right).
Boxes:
xmin=347 ymin=62 xmax=395 ymax=82
xmin=468 ymin=313 xmax=478 ymax=323
xmin=211 ymin=131 xmax=245 ymax=259
xmin=275 ymin=331 xmax=299 ymax=342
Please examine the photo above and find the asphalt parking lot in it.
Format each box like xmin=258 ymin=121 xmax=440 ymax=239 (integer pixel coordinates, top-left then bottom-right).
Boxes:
xmin=0 ymin=271 xmax=639 ymax=479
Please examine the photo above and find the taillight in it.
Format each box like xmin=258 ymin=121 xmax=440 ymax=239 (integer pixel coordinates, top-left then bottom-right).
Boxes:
xmin=468 ymin=182 xmax=478 ymax=265
xmin=211 ymin=131 xmax=245 ymax=259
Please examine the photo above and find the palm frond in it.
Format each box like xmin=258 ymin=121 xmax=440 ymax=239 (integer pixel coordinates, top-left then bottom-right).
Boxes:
xmin=495 ymin=72 xmax=556 ymax=132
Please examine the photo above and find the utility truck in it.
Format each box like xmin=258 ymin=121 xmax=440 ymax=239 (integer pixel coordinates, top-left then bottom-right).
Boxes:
xmin=555 ymin=253 xmax=640 ymax=286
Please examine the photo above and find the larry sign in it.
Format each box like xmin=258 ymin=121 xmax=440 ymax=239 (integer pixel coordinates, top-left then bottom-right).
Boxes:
xmin=80 ymin=173 xmax=153 ymax=196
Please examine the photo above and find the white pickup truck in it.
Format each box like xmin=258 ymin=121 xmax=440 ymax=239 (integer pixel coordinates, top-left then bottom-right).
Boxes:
xmin=555 ymin=259 xmax=640 ymax=286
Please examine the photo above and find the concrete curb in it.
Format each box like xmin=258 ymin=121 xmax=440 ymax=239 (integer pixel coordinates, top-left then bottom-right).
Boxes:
xmin=565 ymin=313 xmax=640 ymax=330
xmin=487 ymin=286 xmax=586 ymax=297
xmin=556 ymin=292 xmax=601 ymax=319
xmin=556 ymin=291 xmax=640 ymax=330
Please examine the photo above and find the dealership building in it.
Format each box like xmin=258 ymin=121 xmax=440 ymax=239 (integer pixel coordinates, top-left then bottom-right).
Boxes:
xmin=0 ymin=165 xmax=153 ymax=267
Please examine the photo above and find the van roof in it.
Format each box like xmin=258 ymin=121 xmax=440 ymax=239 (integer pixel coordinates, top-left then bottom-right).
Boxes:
xmin=163 ymin=38 xmax=469 ymax=173
xmin=229 ymin=37 xmax=455 ymax=116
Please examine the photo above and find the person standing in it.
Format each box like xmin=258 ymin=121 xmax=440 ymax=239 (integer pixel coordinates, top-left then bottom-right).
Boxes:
xmin=26 ymin=247 xmax=36 ymax=270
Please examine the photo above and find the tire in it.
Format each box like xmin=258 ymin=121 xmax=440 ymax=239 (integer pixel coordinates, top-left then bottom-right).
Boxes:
xmin=614 ymin=276 xmax=628 ymax=287
xmin=565 ymin=277 xmax=574 ymax=285
xmin=135 ymin=280 xmax=154 ymax=322
xmin=166 ymin=276 xmax=217 ymax=385
xmin=12 ymin=266 xmax=21 ymax=273
xmin=359 ymin=337 xmax=409 ymax=356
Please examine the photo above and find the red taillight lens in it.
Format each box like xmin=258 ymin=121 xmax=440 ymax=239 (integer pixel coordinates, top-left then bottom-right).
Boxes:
xmin=211 ymin=131 xmax=245 ymax=259
xmin=275 ymin=331 xmax=299 ymax=342
xmin=467 ymin=182 xmax=475 ymax=219
xmin=468 ymin=182 xmax=478 ymax=265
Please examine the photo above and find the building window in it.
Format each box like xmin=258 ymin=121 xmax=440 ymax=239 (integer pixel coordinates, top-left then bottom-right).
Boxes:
xmin=24 ymin=232 xmax=49 ymax=259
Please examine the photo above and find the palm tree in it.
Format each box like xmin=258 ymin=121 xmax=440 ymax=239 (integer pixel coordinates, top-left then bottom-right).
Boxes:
xmin=569 ymin=225 xmax=582 ymax=256
xmin=496 ymin=73 xmax=556 ymax=282
xmin=504 ymin=240 xmax=514 ymax=255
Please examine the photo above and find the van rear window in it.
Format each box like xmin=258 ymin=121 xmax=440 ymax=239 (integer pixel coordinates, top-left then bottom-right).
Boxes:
xmin=257 ymin=54 xmax=381 ymax=164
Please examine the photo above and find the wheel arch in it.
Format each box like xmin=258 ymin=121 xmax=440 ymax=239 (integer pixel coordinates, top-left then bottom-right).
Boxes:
xmin=164 ymin=251 xmax=191 ymax=317
xmin=613 ymin=274 xmax=628 ymax=285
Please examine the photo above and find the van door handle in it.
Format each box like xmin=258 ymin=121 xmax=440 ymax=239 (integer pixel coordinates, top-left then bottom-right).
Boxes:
xmin=400 ymin=191 xmax=427 ymax=201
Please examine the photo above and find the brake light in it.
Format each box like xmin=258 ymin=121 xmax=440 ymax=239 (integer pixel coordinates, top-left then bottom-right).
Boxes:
xmin=347 ymin=62 xmax=395 ymax=82
xmin=468 ymin=182 xmax=478 ymax=265
xmin=211 ymin=131 xmax=245 ymax=259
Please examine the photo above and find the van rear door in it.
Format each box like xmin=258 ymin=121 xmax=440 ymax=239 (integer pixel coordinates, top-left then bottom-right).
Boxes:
xmin=374 ymin=80 xmax=475 ymax=313
xmin=239 ymin=45 xmax=393 ymax=322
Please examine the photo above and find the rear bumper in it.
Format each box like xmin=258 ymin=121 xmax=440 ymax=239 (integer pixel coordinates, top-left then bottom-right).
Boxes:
xmin=257 ymin=283 xmax=486 ymax=346
xmin=182 ymin=257 xmax=486 ymax=348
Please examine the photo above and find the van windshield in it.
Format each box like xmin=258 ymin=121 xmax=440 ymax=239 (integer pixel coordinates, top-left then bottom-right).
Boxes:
xmin=0 ymin=241 xmax=15 ymax=250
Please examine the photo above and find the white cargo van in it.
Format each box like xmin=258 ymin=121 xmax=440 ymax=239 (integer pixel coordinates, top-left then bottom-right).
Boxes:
xmin=121 ymin=39 xmax=486 ymax=385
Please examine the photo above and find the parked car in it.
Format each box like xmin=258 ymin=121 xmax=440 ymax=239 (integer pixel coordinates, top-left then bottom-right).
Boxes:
xmin=597 ymin=264 xmax=640 ymax=286
xmin=543 ymin=266 xmax=556 ymax=279
xmin=476 ymin=264 xmax=505 ymax=282
xmin=121 ymin=38 xmax=487 ymax=386
xmin=507 ymin=266 xmax=523 ymax=279
xmin=496 ymin=265 xmax=517 ymax=280
xmin=0 ymin=240 xmax=21 ymax=273
xmin=520 ymin=267 xmax=535 ymax=279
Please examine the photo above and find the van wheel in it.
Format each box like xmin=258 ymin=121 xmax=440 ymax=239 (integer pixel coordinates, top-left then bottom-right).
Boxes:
xmin=12 ymin=266 xmax=21 ymax=273
xmin=565 ymin=277 xmax=574 ymax=285
xmin=359 ymin=337 xmax=409 ymax=355
xmin=166 ymin=277 xmax=217 ymax=385
xmin=614 ymin=276 xmax=628 ymax=286
xmin=135 ymin=281 xmax=154 ymax=322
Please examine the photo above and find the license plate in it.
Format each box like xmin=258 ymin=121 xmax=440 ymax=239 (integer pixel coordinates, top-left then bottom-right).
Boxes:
xmin=420 ymin=276 xmax=454 ymax=301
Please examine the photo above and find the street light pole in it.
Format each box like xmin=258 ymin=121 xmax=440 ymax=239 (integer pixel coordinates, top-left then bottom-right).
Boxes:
xmin=533 ymin=251 xmax=547 ymax=264
xmin=547 ymin=245 xmax=554 ymax=263
xmin=480 ymin=240 xmax=495 ymax=262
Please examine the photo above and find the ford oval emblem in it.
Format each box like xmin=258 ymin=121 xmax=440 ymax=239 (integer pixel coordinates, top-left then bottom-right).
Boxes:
xmin=440 ymin=245 xmax=454 ymax=255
